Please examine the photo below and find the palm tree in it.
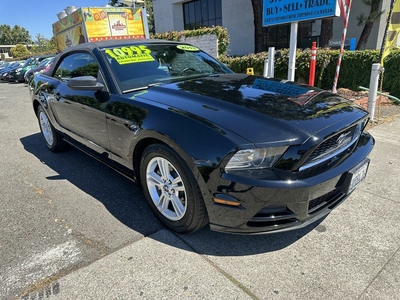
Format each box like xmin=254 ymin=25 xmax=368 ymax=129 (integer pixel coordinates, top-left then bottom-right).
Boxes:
xmin=251 ymin=0 xmax=265 ymax=53
xmin=319 ymin=18 xmax=334 ymax=48
xmin=356 ymin=0 xmax=384 ymax=50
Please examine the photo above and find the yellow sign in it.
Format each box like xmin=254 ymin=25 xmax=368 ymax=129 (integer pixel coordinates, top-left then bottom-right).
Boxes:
xmin=84 ymin=7 xmax=146 ymax=42
xmin=246 ymin=68 xmax=254 ymax=75
xmin=52 ymin=7 xmax=148 ymax=52
xmin=52 ymin=9 xmax=84 ymax=34
xmin=381 ymin=0 xmax=400 ymax=65
xmin=54 ymin=25 xmax=87 ymax=52
xmin=105 ymin=46 xmax=155 ymax=64
xmin=176 ymin=45 xmax=199 ymax=51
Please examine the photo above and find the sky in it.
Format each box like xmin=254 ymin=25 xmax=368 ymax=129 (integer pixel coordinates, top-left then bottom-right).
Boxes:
xmin=0 ymin=0 xmax=111 ymax=40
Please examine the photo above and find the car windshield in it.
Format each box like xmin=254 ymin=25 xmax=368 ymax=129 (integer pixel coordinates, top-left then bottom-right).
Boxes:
xmin=22 ymin=58 xmax=35 ymax=67
xmin=0 ymin=62 xmax=10 ymax=68
xmin=100 ymin=42 xmax=232 ymax=93
xmin=38 ymin=58 xmax=53 ymax=67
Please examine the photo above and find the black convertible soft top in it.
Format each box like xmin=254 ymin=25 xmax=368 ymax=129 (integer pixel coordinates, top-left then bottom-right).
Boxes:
xmin=57 ymin=39 xmax=181 ymax=54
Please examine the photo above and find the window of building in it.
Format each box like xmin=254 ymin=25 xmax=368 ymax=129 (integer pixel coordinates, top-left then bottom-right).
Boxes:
xmin=183 ymin=0 xmax=222 ymax=30
xmin=266 ymin=21 xmax=313 ymax=49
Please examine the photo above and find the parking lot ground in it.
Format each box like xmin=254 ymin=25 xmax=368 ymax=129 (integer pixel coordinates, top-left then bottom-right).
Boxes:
xmin=1 ymin=83 xmax=399 ymax=300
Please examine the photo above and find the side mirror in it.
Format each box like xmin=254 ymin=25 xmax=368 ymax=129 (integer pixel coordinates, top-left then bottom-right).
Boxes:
xmin=67 ymin=75 xmax=104 ymax=91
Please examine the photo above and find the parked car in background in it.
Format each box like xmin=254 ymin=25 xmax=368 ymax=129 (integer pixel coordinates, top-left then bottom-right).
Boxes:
xmin=24 ymin=57 xmax=55 ymax=83
xmin=0 ymin=61 xmax=24 ymax=81
xmin=9 ymin=55 xmax=55 ymax=83
xmin=0 ymin=61 xmax=10 ymax=69
xmin=30 ymin=40 xmax=374 ymax=234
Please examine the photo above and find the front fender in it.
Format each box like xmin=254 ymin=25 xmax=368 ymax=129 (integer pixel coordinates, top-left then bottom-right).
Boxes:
xmin=122 ymin=104 xmax=249 ymax=212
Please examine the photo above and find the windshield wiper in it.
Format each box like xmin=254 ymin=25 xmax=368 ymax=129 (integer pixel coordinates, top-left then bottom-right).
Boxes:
xmin=122 ymin=83 xmax=160 ymax=94
xmin=164 ymin=73 xmax=216 ymax=83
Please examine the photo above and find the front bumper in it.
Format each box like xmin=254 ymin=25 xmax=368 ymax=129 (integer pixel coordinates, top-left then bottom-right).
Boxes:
xmin=8 ymin=72 xmax=24 ymax=82
xmin=1 ymin=73 xmax=9 ymax=81
xmin=206 ymin=133 xmax=374 ymax=234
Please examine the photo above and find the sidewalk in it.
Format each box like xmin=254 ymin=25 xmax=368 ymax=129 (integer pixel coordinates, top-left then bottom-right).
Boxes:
xmin=18 ymin=117 xmax=400 ymax=300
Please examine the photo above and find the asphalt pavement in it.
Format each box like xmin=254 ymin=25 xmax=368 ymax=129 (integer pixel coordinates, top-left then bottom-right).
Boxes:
xmin=1 ymin=83 xmax=399 ymax=300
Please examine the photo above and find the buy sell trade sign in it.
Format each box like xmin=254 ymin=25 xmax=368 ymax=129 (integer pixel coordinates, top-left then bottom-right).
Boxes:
xmin=263 ymin=0 xmax=340 ymax=26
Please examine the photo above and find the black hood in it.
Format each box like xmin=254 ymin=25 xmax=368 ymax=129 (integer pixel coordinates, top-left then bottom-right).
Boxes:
xmin=137 ymin=74 xmax=368 ymax=145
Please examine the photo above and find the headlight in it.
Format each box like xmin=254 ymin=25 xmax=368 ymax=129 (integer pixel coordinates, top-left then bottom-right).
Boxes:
xmin=16 ymin=68 xmax=22 ymax=72
xmin=225 ymin=146 xmax=288 ymax=171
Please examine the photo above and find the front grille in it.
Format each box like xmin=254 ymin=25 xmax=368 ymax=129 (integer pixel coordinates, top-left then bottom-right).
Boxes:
xmin=308 ymin=189 xmax=343 ymax=214
xmin=300 ymin=124 xmax=360 ymax=171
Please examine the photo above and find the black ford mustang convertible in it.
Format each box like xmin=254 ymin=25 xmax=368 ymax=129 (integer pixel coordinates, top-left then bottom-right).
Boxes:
xmin=30 ymin=40 xmax=374 ymax=234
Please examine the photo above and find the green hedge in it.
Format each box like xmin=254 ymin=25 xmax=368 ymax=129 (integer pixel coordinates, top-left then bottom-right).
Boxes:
xmin=219 ymin=49 xmax=400 ymax=99
xmin=151 ymin=26 xmax=229 ymax=57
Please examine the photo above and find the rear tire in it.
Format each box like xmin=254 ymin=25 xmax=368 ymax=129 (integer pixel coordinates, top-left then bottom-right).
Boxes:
xmin=140 ymin=144 xmax=208 ymax=233
xmin=37 ymin=105 xmax=65 ymax=152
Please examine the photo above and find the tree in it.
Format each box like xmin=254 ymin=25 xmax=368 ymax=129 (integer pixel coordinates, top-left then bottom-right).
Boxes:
xmin=0 ymin=25 xmax=13 ymax=44
xmin=0 ymin=24 xmax=31 ymax=45
xmin=34 ymin=34 xmax=47 ymax=52
xmin=11 ymin=25 xmax=31 ymax=44
xmin=30 ymin=34 xmax=57 ymax=54
xmin=356 ymin=0 xmax=384 ymax=50
xmin=319 ymin=18 xmax=333 ymax=48
xmin=10 ymin=44 xmax=30 ymax=58
xmin=251 ymin=0 xmax=268 ymax=53
xmin=145 ymin=0 xmax=154 ymax=34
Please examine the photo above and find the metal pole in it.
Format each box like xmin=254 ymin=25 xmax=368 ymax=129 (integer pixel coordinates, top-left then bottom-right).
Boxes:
xmin=332 ymin=0 xmax=352 ymax=93
xmin=268 ymin=47 xmax=275 ymax=77
xmin=287 ymin=22 xmax=298 ymax=81
xmin=367 ymin=63 xmax=382 ymax=121
xmin=263 ymin=58 xmax=268 ymax=77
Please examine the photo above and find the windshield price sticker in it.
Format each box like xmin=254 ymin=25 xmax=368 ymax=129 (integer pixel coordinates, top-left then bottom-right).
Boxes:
xmin=177 ymin=45 xmax=199 ymax=51
xmin=105 ymin=45 xmax=155 ymax=64
xmin=263 ymin=0 xmax=338 ymax=26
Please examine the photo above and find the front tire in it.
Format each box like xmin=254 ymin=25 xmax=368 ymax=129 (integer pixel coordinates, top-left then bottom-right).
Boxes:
xmin=37 ymin=105 xmax=65 ymax=152
xmin=140 ymin=144 xmax=208 ymax=233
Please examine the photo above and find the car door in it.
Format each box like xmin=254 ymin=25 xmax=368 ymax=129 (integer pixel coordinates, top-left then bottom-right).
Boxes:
xmin=50 ymin=52 xmax=110 ymax=155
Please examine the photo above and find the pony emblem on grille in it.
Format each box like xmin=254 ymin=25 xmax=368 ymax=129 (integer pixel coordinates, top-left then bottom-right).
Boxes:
xmin=336 ymin=131 xmax=353 ymax=146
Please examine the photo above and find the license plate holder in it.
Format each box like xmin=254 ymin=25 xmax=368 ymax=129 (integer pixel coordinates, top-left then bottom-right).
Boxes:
xmin=345 ymin=159 xmax=370 ymax=194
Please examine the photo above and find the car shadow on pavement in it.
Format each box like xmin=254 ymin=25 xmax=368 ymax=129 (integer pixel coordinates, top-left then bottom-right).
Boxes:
xmin=174 ymin=219 xmax=324 ymax=256
xmin=21 ymin=133 xmax=324 ymax=256
xmin=20 ymin=133 xmax=163 ymax=236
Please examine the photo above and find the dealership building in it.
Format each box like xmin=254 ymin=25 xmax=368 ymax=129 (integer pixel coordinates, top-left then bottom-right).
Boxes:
xmin=152 ymin=0 xmax=391 ymax=56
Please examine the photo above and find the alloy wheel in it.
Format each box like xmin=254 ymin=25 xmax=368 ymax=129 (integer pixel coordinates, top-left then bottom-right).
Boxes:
xmin=39 ymin=111 xmax=54 ymax=146
xmin=146 ymin=157 xmax=187 ymax=221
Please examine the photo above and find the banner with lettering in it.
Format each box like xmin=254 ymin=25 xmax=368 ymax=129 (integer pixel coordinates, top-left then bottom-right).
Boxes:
xmin=263 ymin=0 xmax=340 ymax=26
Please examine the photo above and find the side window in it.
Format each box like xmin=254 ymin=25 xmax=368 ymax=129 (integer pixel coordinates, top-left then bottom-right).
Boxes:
xmin=53 ymin=53 xmax=99 ymax=82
